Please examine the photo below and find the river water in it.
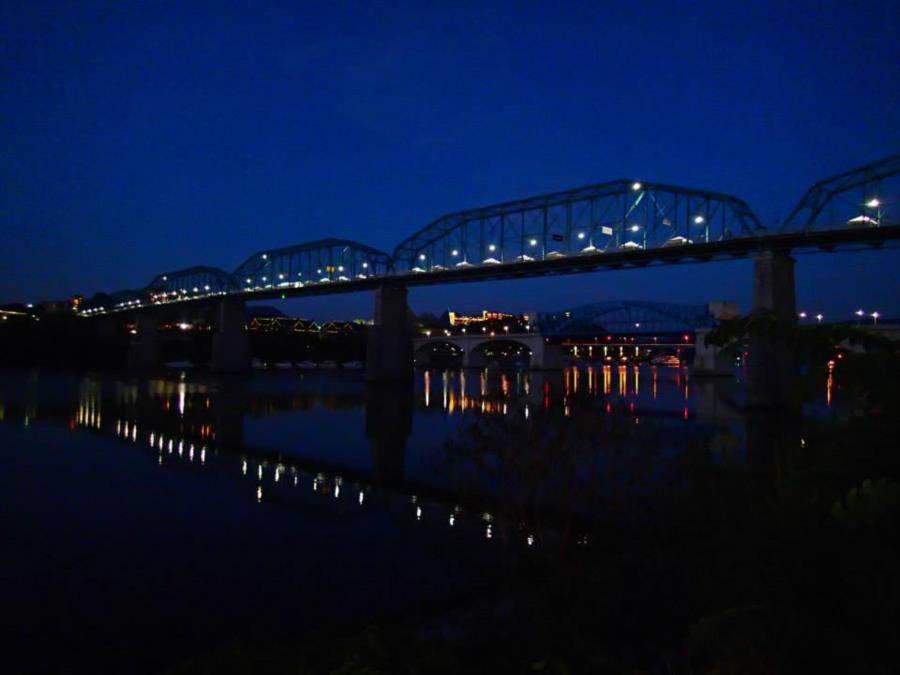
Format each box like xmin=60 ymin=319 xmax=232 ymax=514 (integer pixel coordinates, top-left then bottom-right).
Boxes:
xmin=0 ymin=363 xmax=844 ymax=673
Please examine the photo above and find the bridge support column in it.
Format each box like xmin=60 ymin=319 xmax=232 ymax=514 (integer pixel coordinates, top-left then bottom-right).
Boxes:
xmin=693 ymin=328 xmax=733 ymax=376
xmin=366 ymin=285 xmax=413 ymax=382
xmin=747 ymin=250 xmax=797 ymax=408
xmin=211 ymin=298 xmax=250 ymax=372
xmin=127 ymin=313 xmax=161 ymax=369
xmin=462 ymin=348 xmax=485 ymax=369
xmin=530 ymin=340 xmax=563 ymax=370
xmin=365 ymin=382 xmax=413 ymax=485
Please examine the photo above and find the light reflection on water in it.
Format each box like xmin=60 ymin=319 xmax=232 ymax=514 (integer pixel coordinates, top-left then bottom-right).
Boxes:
xmin=0 ymin=363 xmax=852 ymax=673
xmin=0 ymin=363 xmax=845 ymax=552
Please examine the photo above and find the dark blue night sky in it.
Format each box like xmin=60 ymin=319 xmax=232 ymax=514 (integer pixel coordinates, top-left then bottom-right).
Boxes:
xmin=2 ymin=1 xmax=898 ymax=320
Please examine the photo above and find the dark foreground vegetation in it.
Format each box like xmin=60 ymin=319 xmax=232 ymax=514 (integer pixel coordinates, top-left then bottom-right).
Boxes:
xmin=163 ymin=348 xmax=899 ymax=674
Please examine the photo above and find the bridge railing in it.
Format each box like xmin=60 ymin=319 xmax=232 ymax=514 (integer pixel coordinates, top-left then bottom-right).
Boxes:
xmin=391 ymin=180 xmax=763 ymax=274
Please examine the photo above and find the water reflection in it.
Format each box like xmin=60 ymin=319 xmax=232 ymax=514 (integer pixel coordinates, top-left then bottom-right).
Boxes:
xmin=0 ymin=364 xmax=821 ymax=551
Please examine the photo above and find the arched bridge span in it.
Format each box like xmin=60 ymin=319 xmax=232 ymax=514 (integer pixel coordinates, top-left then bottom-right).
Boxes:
xmin=413 ymin=333 xmax=562 ymax=369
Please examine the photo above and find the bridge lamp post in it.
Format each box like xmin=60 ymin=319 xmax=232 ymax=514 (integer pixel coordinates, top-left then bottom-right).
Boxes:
xmin=865 ymin=198 xmax=881 ymax=225
xmin=628 ymin=223 xmax=646 ymax=248
xmin=693 ymin=214 xmax=709 ymax=242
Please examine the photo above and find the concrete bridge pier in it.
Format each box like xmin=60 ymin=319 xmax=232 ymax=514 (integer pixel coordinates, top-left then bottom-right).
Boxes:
xmin=693 ymin=327 xmax=734 ymax=376
xmin=127 ymin=312 xmax=161 ymax=369
xmin=365 ymin=382 xmax=413 ymax=485
xmin=366 ymin=285 xmax=413 ymax=382
xmin=531 ymin=340 xmax=563 ymax=370
xmin=211 ymin=298 xmax=250 ymax=372
xmin=746 ymin=249 xmax=797 ymax=408
xmin=462 ymin=348 xmax=485 ymax=369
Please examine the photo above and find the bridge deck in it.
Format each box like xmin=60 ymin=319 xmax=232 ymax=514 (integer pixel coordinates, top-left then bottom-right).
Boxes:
xmin=84 ymin=225 xmax=900 ymax=314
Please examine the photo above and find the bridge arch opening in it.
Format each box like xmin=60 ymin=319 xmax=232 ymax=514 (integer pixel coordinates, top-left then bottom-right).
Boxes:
xmin=470 ymin=339 xmax=533 ymax=369
xmin=414 ymin=341 xmax=464 ymax=368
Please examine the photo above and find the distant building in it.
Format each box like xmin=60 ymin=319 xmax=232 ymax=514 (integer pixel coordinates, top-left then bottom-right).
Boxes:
xmin=448 ymin=309 xmax=515 ymax=326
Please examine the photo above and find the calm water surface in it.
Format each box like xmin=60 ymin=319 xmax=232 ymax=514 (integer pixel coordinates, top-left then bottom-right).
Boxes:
xmin=0 ymin=363 xmax=841 ymax=673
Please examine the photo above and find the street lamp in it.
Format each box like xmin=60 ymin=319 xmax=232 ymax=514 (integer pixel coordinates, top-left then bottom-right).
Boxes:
xmin=798 ymin=311 xmax=807 ymax=319
xmin=815 ymin=313 xmax=824 ymax=323
xmin=871 ymin=311 xmax=880 ymax=325
xmin=865 ymin=197 xmax=882 ymax=226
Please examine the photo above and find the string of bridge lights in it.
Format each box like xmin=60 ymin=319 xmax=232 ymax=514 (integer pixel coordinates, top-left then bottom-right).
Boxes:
xmin=797 ymin=309 xmax=882 ymax=324
xmin=75 ymin=411 xmax=553 ymax=549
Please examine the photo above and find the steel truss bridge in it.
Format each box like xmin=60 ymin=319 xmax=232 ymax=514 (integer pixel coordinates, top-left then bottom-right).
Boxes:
xmin=538 ymin=301 xmax=718 ymax=337
xmin=81 ymin=154 xmax=900 ymax=315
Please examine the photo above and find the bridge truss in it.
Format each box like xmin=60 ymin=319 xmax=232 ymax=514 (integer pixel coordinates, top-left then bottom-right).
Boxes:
xmin=392 ymin=180 xmax=763 ymax=274
xmin=781 ymin=154 xmax=900 ymax=232
xmin=539 ymin=301 xmax=716 ymax=336
xmin=233 ymin=239 xmax=393 ymax=291
xmin=77 ymin=154 xmax=900 ymax=316
xmin=146 ymin=266 xmax=238 ymax=302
